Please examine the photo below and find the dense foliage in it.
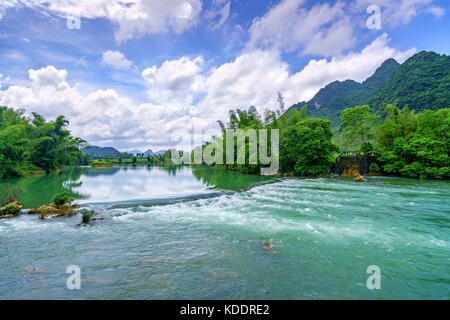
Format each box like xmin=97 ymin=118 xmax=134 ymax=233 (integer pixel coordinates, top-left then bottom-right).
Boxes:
xmin=280 ymin=118 xmax=337 ymax=175
xmin=204 ymin=101 xmax=338 ymax=175
xmin=336 ymin=104 xmax=449 ymax=179
xmin=377 ymin=107 xmax=449 ymax=178
xmin=370 ymin=51 xmax=450 ymax=113
xmin=0 ymin=106 xmax=87 ymax=178
xmin=337 ymin=105 xmax=379 ymax=152
xmin=291 ymin=52 xmax=450 ymax=128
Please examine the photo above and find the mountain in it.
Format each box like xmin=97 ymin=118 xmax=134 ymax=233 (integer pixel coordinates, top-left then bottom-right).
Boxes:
xmin=143 ymin=149 xmax=155 ymax=156
xmin=290 ymin=58 xmax=400 ymax=126
xmin=369 ymin=51 xmax=450 ymax=112
xmin=289 ymin=51 xmax=450 ymax=126
xmin=82 ymin=146 xmax=122 ymax=159
xmin=126 ymin=149 xmax=143 ymax=156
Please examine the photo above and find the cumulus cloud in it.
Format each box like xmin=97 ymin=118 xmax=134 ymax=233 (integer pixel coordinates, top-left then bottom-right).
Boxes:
xmin=142 ymin=56 xmax=205 ymax=105
xmin=102 ymin=50 xmax=134 ymax=70
xmin=283 ymin=33 xmax=416 ymax=105
xmin=197 ymin=33 xmax=415 ymax=119
xmin=247 ymin=0 xmax=444 ymax=56
xmin=352 ymin=0 xmax=446 ymax=27
xmin=0 ymin=0 xmax=203 ymax=42
xmin=248 ymin=0 xmax=356 ymax=56
xmin=195 ymin=50 xmax=289 ymax=121
xmin=0 ymin=66 xmax=80 ymax=118
xmin=0 ymin=34 xmax=415 ymax=150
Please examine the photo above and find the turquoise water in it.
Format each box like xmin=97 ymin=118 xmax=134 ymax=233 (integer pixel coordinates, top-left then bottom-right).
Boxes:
xmin=0 ymin=167 xmax=449 ymax=299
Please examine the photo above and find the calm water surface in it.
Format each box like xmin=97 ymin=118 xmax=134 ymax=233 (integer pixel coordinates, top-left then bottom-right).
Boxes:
xmin=0 ymin=166 xmax=449 ymax=299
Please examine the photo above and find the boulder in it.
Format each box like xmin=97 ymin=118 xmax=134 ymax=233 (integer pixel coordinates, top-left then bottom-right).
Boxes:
xmin=0 ymin=201 xmax=24 ymax=218
xmin=354 ymin=174 xmax=368 ymax=182
xmin=262 ymin=240 xmax=272 ymax=251
xmin=29 ymin=203 xmax=77 ymax=219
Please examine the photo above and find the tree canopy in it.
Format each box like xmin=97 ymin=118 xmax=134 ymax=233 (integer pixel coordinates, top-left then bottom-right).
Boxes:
xmin=0 ymin=106 xmax=87 ymax=178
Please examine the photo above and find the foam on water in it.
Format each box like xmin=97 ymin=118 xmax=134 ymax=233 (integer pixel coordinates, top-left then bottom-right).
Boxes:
xmin=1 ymin=176 xmax=449 ymax=299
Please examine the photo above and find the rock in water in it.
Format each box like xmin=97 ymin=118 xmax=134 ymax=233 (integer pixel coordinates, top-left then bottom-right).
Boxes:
xmin=24 ymin=267 xmax=43 ymax=274
xmin=354 ymin=174 xmax=368 ymax=182
xmin=0 ymin=201 xmax=24 ymax=218
xmin=262 ymin=240 xmax=271 ymax=251
xmin=29 ymin=203 xmax=77 ymax=219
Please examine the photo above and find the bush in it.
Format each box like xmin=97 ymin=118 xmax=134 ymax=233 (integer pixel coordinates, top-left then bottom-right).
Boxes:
xmin=0 ymin=185 xmax=22 ymax=206
xmin=52 ymin=192 xmax=75 ymax=207
xmin=80 ymin=209 xmax=95 ymax=223
xmin=280 ymin=119 xmax=338 ymax=175
xmin=369 ymin=163 xmax=380 ymax=174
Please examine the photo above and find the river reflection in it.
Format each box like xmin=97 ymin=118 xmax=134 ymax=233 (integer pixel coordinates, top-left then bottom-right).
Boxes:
xmin=0 ymin=165 xmax=274 ymax=208
xmin=75 ymin=166 xmax=215 ymax=204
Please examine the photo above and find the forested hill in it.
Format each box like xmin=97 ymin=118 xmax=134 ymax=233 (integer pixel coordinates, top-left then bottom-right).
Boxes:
xmin=290 ymin=58 xmax=400 ymax=126
xmin=82 ymin=146 xmax=122 ymax=159
xmin=289 ymin=51 xmax=450 ymax=126
xmin=369 ymin=51 xmax=450 ymax=112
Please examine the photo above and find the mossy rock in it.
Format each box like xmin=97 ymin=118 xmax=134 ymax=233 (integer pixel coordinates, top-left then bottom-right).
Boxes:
xmin=29 ymin=203 xmax=77 ymax=219
xmin=0 ymin=201 xmax=24 ymax=218
xmin=354 ymin=174 xmax=368 ymax=182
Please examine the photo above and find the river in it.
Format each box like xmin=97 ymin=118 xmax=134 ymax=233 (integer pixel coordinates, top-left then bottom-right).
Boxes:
xmin=0 ymin=166 xmax=449 ymax=299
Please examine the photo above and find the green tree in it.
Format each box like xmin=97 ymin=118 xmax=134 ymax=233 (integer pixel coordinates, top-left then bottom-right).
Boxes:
xmin=338 ymin=105 xmax=378 ymax=152
xmin=375 ymin=104 xmax=418 ymax=152
xmin=280 ymin=119 xmax=337 ymax=175
xmin=379 ymin=108 xmax=449 ymax=178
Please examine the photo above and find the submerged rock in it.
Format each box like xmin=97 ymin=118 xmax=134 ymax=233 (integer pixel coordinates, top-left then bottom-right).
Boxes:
xmin=0 ymin=201 xmax=24 ymax=218
xmin=24 ymin=267 xmax=43 ymax=274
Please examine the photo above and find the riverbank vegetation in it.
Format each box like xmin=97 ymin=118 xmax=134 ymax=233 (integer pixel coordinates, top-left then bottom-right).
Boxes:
xmin=0 ymin=106 xmax=88 ymax=178
xmin=201 ymin=95 xmax=449 ymax=179
xmin=1 ymin=97 xmax=448 ymax=182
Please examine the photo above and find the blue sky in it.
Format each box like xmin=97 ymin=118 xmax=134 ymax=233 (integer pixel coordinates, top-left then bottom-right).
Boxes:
xmin=0 ymin=0 xmax=448 ymax=151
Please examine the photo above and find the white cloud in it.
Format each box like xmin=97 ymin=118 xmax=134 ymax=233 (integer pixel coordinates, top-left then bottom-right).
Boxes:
xmin=142 ymin=56 xmax=205 ymax=105
xmin=0 ymin=66 xmax=80 ymax=118
xmin=353 ymin=0 xmax=446 ymax=26
xmin=247 ymin=0 xmax=356 ymax=56
xmin=0 ymin=0 xmax=203 ymax=42
xmin=0 ymin=0 xmax=19 ymax=19
xmin=206 ymin=0 xmax=231 ymax=30
xmin=0 ymin=35 xmax=415 ymax=150
xmin=102 ymin=50 xmax=134 ymax=70
xmin=196 ymin=50 xmax=289 ymax=121
xmin=283 ymin=33 xmax=416 ymax=105
xmin=247 ymin=0 xmax=444 ymax=56
xmin=427 ymin=6 xmax=445 ymax=18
